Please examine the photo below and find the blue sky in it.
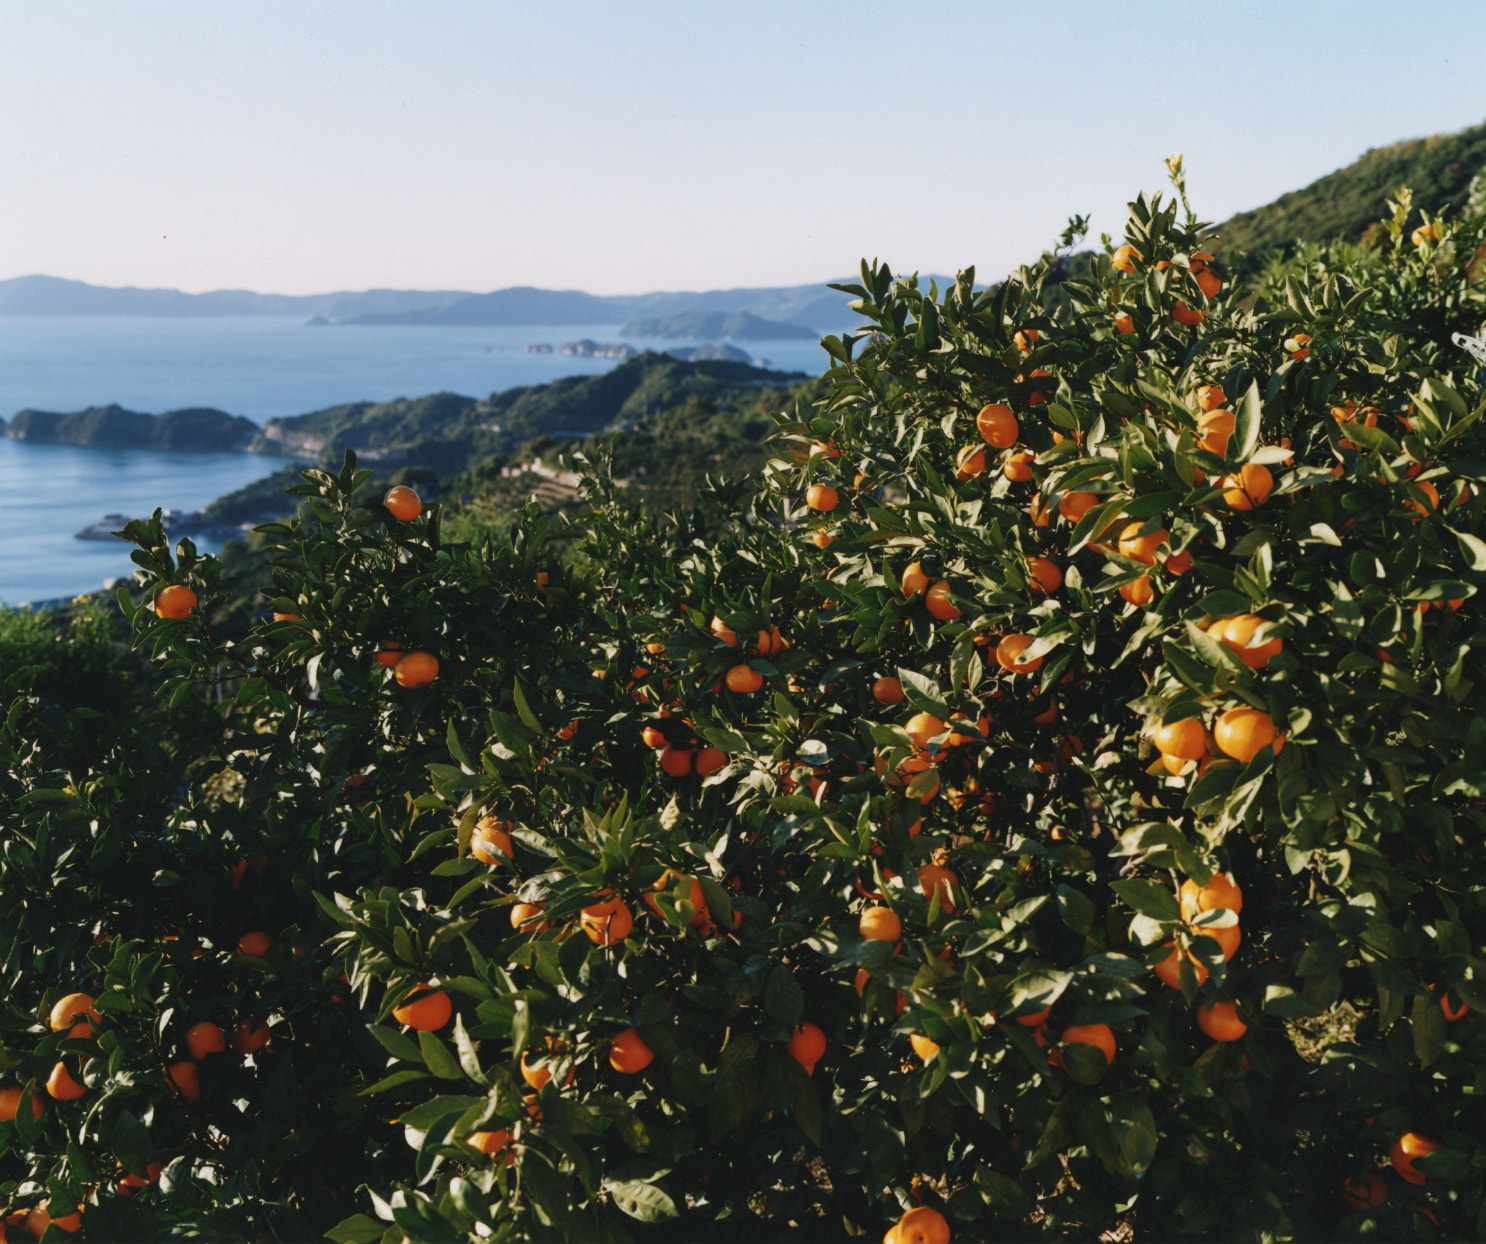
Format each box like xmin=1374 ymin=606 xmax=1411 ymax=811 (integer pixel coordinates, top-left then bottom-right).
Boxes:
xmin=2 ymin=0 xmax=1484 ymax=296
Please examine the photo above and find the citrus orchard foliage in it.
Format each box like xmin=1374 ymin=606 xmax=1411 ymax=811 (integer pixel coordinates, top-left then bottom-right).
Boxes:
xmin=4 ymin=170 xmax=1486 ymax=1240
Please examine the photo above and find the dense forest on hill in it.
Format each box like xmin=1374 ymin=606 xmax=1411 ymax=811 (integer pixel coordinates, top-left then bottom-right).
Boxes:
xmin=1212 ymin=118 xmax=1486 ymax=255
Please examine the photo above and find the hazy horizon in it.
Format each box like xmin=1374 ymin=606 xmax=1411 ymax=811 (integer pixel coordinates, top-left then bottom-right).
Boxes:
xmin=3 ymin=0 xmax=1486 ymax=297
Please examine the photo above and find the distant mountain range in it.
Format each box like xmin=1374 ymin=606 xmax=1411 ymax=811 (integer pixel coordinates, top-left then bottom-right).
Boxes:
xmin=620 ymin=310 xmax=816 ymax=340
xmin=0 ymin=275 xmax=862 ymax=333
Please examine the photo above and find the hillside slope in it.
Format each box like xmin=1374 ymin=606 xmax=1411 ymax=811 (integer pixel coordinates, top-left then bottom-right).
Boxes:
xmin=1214 ymin=118 xmax=1486 ymax=253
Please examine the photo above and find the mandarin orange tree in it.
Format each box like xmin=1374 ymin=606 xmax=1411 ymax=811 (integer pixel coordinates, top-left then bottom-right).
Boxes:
xmin=5 ymin=167 xmax=1486 ymax=1242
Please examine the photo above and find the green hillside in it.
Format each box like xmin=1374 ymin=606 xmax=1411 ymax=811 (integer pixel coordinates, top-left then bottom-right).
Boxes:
xmin=1214 ymin=118 xmax=1486 ymax=254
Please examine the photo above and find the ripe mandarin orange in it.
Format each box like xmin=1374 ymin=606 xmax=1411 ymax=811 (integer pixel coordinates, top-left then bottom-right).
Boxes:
xmin=1390 ymin=1132 xmax=1441 ymax=1186
xmin=1221 ymin=463 xmax=1273 ymax=510
xmin=1213 ymin=707 xmax=1279 ymax=763
xmin=924 ymin=581 xmax=960 ymax=621
xmin=384 ymin=486 xmax=423 ymax=521
xmin=581 ymin=897 xmax=634 ymax=946
xmin=1057 ymin=491 xmax=1097 ymax=523
xmin=873 ymin=676 xmax=905 ymax=706
xmin=1180 ymin=872 xmax=1244 ymax=919
xmin=185 ymin=1021 xmax=226 ymax=1059
xmin=1117 ymin=522 xmax=1167 ymax=565
xmin=900 ymin=561 xmax=930 ymax=597
xmin=1027 ymin=557 xmax=1062 ymax=593
xmin=885 ymin=1205 xmax=950 ymax=1244
xmin=955 ymin=445 xmax=986 ymax=479
xmin=1119 ymin=576 xmax=1153 ymax=606
xmin=1060 ymin=1023 xmax=1116 ymax=1063
xmin=694 ymin=746 xmax=727 ymax=776
xmin=232 ymin=1021 xmax=271 ymax=1054
xmin=724 ymin=664 xmax=764 ymax=694
xmin=238 ymin=931 xmax=271 ymax=957
xmin=48 ymin=993 xmax=100 ymax=1033
xmin=1003 ymin=450 xmax=1035 ymax=482
xmin=1155 ymin=717 xmax=1208 ymax=761
xmin=1341 ymin=1172 xmax=1387 ymax=1210
xmin=393 ymin=651 xmax=440 ymax=688
xmin=0 ymin=1087 xmax=42 ymax=1123
xmin=154 ymin=585 xmax=197 ymax=620
xmin=1197 ymin=1000 xmax=1247 ymax=1042
xmin=909 ymin=1033 xmax=940 ymax=1063
xmin=471 ymin=818 xmax=514 ymax=865
xmin=1111 ymin=244 xmax=1142 ymax=272
xmin=164 ymin=1060 xmax=201 ymax=1101
xmin=787 ymin=1022 xmax=827 ymax=1074
xmin=392 ymin=985 xmax=452 ymax=1031
xmin=859 ymin=906 xmax=902 ymax=942
xmin=609 ymin=1028 xmax=654 ymax=1074
xmin=806 ymin=483 xmax=839 ymax=512
xmin=995 ymin=634 xmax=1042 ymax=674
xmin=917 ymin=864 xmax=958 ymax=911
xmin=976 ymin=403 xmax=1019 ymax=448
xmin=905 ymin=712 xmax=945 ymax=750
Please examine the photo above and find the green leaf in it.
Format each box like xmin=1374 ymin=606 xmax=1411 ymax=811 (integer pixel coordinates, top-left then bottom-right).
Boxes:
xmin=1110 ymin=879 xmax=1180 ymax=922
xmin=605 ymin=1179 xmax=679 ymax=1222
xmin=512 ymin=678 xmax=543 ymax=733
xmin=324 ymin=1214 xmax=388 ymax=1244
xmin=1111 ymin=1097 xmax=1158 ymax=1179
xmin=895 ymin=667 xmax=949 ymax=719
xmin=367 ymin=1024 xmax=423 ymax=1064
xmin=418 ymin=1031 xmax=465 ymax=1080
xmin=787 ymin=1057 xmax=822 ymax=1145
xmin=1455 ymin=529 xmax=1486 ymax=571
xmin=763 ymin=965 xmax=805 ymax=1029
xmin=358 ymin=1069 xmax=432 ymax=1096
xmin=109 ymin=1108 xmax=152 ymax=1178
xmin=1233 ymin=380 xmax=1262 ymax=463
xmin=1410 ymin=992 xmax=1447 ymax=1068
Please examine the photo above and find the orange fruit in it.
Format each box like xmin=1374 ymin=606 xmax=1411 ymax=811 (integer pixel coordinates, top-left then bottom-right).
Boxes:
xmin=924 ymin=581 xmax=960 ymax=621
xmin=806 ymin=483 xmax=839 ymax=512
xmin=1441 ymin=991 xmax=1470 ymax=1023
xmin=1111 ymin=243 xmax=1142 ymax=272
xmin=1027 ymin=557 xmax=1062 ymax=593
xmin=976 ymin=403 xmax=1019 ymax=448
xmin=237 ymin=931 xmax=271 ymax=957
xmin=1165 ymin=547 xmax=1193 ymax=575
xmin=859 ymin=906 xmax=902 ymax=942
xmin=1057 ymin=491 xmax=1097 ymax=523
xmin=1196 ymin=383 xmax=1227 ymax=412
xmin=659 ymin=746 xmax=695 ymax=777
xmin=724 ymin=664 xmax=764 ymax=694
xmin=22 ymin=1208 xmax=81 ymax=1237
xmin=393 ymin=651 xmax=440 ymax=688
xmin=1341 ymin=1172 xmax=1387 ymax=1210
xmin=694 ymin=746 xmax=727 ymax=776
xmin=1406 ymin=478 xmax=1439 ymax=519
xmin=885 ymin=1205 xmax=951 ymax=1244
xmin=1390 ymin=1132 xmax=1441 ymax=1186
xmin=917 ymin=864 xmax=958 ymax=911
xmin=1155 ymin=717 xmax=1208 ymax=762
xmin=787 ymin=1022 xmax=827 ymax=1074
xmin=154 ymin=584 xmax=197 ymax=620
xmin=392 ymin=985 xmax=452 ymax=1031
xmin=1003 ymin=450 xmax=1036 ymax=481
xmin=185 ymin=1021 xmax=226 ymax=1060
xmin=955 ymin=445 xmax=987 ymax=479
xmin=1180 ymin=872 xmax=1243 ymax=917
xmin=1119 ymin=576 xmax=1153 ymax=606
xmin=466 ymin=1128 xmax=515 ymax=1163
xmin=873 ymin=676 xmax=905 ymax=706
xmin=1117 ymin=522 xmax=1167 ymax=565
xmin=232 ymin=1021 xmax=270 ymax=1054
xmin=581 ymin=897 xmax=634 ymax=946
xmin=384 ymin=485 xmax=422 ymax=521
xmin=1113 ymin=311 xmax=1136 ymax=335
xmin=811 ymin=529 xmax=833 ymax=548
xmin=995 ymin=634 xmax=1042 ymax=674
xmin=810 ymin=439 xmax=842 ymax=459
xmin=164 ymin=1060 xmax=201 ymax=1102
xmin=375 ymin=641 xmax=406 ymax=668
xmin=1194 ymin=267 xmax=1222 ymax=298
xmin=1060 ymin=1023 xmax=1116 ymax=1063
xmin=1172 ymin=300 xmax=1204 ymax=327
xmin=609 ymin=1028 xmax=654 ymax=1074
xmin=471 ymin=817 xmax=514 ymax=865
xmin=909 ymin=1033 xmax=940 ymax=1063
xmin=45 ymin=1058 xmax=85 ymax=1099
xmin=1210 ymin=614 xmax=1282 ymax=668
xmin=641 ymin=724 xmax=669 ymax=750
xmin=47 ymin=993 xmax=100 ymax=1034
xmin=1197 ymin=922 xmax=1242 ymax=960
xmin=521 ymin=1044 xmax=574 ymax=1092
xmin=1015 ymin=1007 xmax=1051 ymax=1028
xmin=1197 ymin=1000 xmax=1247 ymax=1042
xmin=510 ymin=901 xmax=548 ymax=932
xmin=900 ymin=561 xmax=931 ymax=597
xmin=1220 ymin=464 xmax=1273 ymax=510
xmin=1289 ymin=332 xmax=1312 ymax=360
xmin=905 ymin=712 xmax=945 ymax=750
xmin=1028 ymin=492 xmax=1050 ymax=526
xmin=1013 ymin=328 xmax=1039 ymax=351
xmin=1153 ymin=943 xmax=1208 ymax=989
xmin=644 ymin=870 xmax=709 ymax=927
xmin=710 ymin=615 xmax=740 ymax=645
xmin=0 ymin=1087 xmax=42 ymax=1123
xmin=1213 ymin=708 xmax=1279 ymax=763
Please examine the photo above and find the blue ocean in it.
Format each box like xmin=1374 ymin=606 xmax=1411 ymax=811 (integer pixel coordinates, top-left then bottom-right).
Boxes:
xmin=0 ymin=317 xmax=835 ymax=603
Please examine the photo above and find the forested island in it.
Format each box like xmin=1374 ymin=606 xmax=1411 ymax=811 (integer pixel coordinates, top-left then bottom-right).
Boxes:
xmin=3 ymin=403 xmax=259 ymax=450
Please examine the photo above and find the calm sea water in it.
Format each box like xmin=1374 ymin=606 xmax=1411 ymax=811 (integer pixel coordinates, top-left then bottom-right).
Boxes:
xmin=0 ymin=316 xmax=837 ymax=603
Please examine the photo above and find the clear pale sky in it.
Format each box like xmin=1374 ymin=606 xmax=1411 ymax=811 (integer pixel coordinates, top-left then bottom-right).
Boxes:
xmin=2 ymin=0 xmax=1484 ymax=297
